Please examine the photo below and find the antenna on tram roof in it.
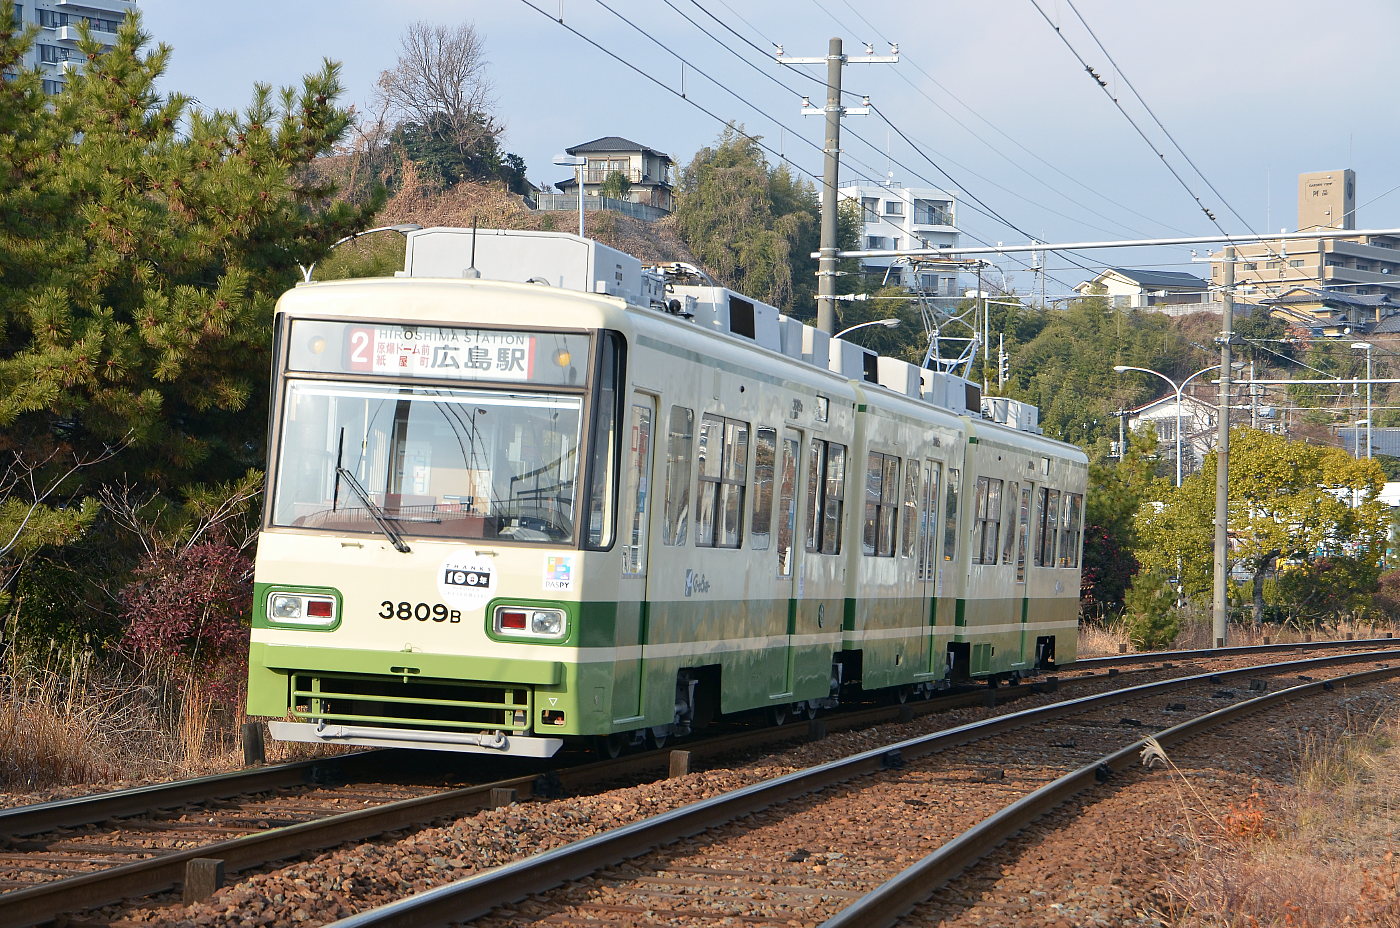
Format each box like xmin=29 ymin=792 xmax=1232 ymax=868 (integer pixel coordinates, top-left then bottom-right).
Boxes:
xmin=464 ymin=216 xmax=481 ymax=279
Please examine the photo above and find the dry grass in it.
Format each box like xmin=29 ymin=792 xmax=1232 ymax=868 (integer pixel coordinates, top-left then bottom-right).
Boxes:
xmin=0 ymin=648 xmax=330 ymax=802
xmin=0 ymin=652 xmax=228 ymax=794
xmin=1165 ymin=715 xmax=1400 ymax=927
xmin=1079 ymin=611 xmax=1397 ymax=657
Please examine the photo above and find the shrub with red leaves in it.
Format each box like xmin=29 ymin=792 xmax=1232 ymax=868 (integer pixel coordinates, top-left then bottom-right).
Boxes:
xmin=1372 ymin=568 xmax=1400 ymax=622
xmin=119 ymin=542 xmax=253 ymax=698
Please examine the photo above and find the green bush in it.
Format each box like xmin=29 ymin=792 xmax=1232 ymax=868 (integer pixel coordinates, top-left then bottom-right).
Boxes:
xmin=1123 ymin=569 xmax=1180 ymax=651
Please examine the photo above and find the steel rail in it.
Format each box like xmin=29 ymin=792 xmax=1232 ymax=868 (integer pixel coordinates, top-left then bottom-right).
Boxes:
xmin=821 ymin=662 xmax=1400 ymax=927
xmin=0 ymin=767 xmax=552 ymax=928
xmin=1069 ymin=634 xmax=1397 ymax=670
xmin=0 ymin=751 xmax=389 ymax=839
xmin=0 ymin=639 xmax=1380 ymax=928
xmin=319 ymin=648 xmax=1400 ymax=928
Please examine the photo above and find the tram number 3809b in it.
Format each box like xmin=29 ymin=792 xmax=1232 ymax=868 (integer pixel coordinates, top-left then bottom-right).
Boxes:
xmin=378 ymin=601 xmax=464 ymax=622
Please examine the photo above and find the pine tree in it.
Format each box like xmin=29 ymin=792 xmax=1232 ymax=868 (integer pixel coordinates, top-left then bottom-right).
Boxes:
xmin=674 ymin=125 xmax=819 ymax=312
xmin=0 ymin=7 xmax=377 ymax=490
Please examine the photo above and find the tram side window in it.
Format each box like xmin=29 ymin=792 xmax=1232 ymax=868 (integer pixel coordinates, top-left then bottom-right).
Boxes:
xmin=776 ymin=432 xmax=800 ymax=577
xmin=695 ymin=414 xmax=749 ymax=548
xmin=1001 ymin=481 xmax=1020 ymax=566
xmin=900 ymin=457 xmax=919 ymax=558
xmin=862 ymin=451 xmax=899 ymax=557
xmin=1060 ymin=491 xmax=1083 ymax=568
xmin=662 ymin=406 xmax=694 ymax=546
xmin=1035 ymin=488 xmax=1061 ymax=567
xmin=805 ymin=438 xmax=847 ymax=555
xmin=1015 ymin=485 xmax=1032 ymax=582
xmin=621 ymin=402 xmax=653 ymax=576
xmin=972 ymin=476 xmax=1003 ymax=564
xmin=751 ymin=427 xmax=776 ymax=552
xmin=585 ymin=332 xmax=622 ymax=549
xmin=942 ymin=468 xmax=960 ymax=562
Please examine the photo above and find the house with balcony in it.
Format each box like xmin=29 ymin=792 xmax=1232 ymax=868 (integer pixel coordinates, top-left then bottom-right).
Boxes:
xmin=552 ymin=137 xmax=675 ymax=214
xmin=9 ymin=1 xmax=132 ymax=93
xmin=838 ymin=181 xmax=960 ymax=297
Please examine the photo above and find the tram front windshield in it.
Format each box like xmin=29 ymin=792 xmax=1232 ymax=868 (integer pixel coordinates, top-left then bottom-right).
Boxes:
xmin=271 ymin=381 xmax=583 ymax=543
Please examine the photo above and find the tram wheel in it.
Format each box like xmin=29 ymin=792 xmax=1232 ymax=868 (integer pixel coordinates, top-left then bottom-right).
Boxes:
xmin=766 ymin=703 xmax=790 ymax=727
xmin=593 ymin=732 xmax=627 ymax=759
xmin=648 ymin=726 xmax=671 ymax=750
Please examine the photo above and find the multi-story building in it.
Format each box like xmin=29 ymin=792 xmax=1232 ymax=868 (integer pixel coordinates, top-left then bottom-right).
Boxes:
xmin=9 ymin=1 xmax=134 ymax=93
xmin=838 ymin=180 xmax=960 ymax=297
xmin=1209 ymin=170 xmax=1400 ymax=305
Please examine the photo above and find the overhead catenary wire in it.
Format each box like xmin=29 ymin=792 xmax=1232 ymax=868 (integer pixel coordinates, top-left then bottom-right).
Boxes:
xmin=1025 ymin=0 xmax=1324 ymax=287
xmin=1059 ymin=0 xmax=1257 ymax=237
xmin=823 ymin=0 xmax=1190 ymax=240
xmin=654 ymin=0 xmax=1100 ymax=289
xmin=545 ymin=0 xmax=1079 ymax=292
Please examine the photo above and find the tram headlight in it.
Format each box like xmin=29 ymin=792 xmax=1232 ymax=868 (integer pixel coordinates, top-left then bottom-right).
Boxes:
xmin=270 ymin=594 xmax=303 ymax=619
xmin=493 ymin=605 xmax=567 ymax=639
xmin=267 ymin=591 xmax=339 ymax=628
xmin=531 ymin=611 xmax=563 ymax=636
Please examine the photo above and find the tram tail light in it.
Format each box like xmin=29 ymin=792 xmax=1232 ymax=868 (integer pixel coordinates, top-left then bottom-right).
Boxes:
xmin=306 ymin=600 xmax=334 ymax=619
xmin=500 ymin=610 xmax=528 ymax=630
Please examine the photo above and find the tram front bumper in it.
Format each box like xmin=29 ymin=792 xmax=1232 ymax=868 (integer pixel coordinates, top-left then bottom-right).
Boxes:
xmin=267 ymin=720 xmax=564 ymax=757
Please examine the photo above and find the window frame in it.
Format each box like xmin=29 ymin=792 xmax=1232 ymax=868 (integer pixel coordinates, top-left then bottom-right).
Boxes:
xmin=695 ymin=413 xmax=750 ymax=549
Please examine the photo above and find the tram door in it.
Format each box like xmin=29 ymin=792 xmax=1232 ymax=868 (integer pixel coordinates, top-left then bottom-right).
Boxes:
xmin=776 ymin=427 xmax=804 ymax=697
xmin=612 ymin=392 xmax=655 ymax=723
xmin=919 ymin=460 xmax=943 ymax=674
xmin=1014 ymin=484 xmax=1033 ymax=662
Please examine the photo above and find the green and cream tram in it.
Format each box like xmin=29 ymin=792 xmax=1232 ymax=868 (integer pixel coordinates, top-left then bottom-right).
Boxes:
xmin=247 ymin=228 xmax=1087 ymax=756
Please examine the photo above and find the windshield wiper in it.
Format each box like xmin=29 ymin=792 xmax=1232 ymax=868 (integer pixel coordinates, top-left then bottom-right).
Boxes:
xmin=335 ymin=466 xmax=411 ymax=554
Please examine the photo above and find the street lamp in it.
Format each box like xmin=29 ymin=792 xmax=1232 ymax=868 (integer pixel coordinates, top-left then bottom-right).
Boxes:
xmin=1352 ymin=342 xmax=1373 ymax=459
xmin=553 ymin=153 xmax=587 ymax=237
xmin=1112 ymin=363 xmax=1221 ymax=487
xmin=299 ymin=224 xmax=422 ymax=283
xmin=834 ymin=318 xmax=901 ymax=340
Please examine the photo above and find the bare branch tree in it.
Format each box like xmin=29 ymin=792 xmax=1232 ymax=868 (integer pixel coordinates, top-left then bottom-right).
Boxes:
xmin=0 ymin=440 xmax=126 ymax=562
xmin=373 ymin=21 xmax=500 ymax=158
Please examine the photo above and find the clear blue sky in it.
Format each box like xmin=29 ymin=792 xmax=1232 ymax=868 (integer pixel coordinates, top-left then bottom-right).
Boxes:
xmin=137 ymin=0 xmax=1400 ymax=294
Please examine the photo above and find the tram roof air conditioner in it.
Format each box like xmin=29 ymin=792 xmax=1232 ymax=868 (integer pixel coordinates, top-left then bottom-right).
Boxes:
xmin=401 ymin=228 xmax=651 ymax=305
xmin=981 ymin=396 xmax=1042 ymax=433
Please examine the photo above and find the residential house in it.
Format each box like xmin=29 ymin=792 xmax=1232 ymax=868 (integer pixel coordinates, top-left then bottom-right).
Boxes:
xmin=1123 ymin=392 xmax=1218 ymax=478
xmin=1074 ymin=268 xmax=1217 ymax=315
xmin=1261 ymin=287 xmax=1400 ymax=336
xmin=554 ymin=137 xmax=674 ymax=213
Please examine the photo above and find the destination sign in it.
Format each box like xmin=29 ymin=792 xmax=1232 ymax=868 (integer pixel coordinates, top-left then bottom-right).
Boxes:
xmin=287 ymin=320 xmax=588 ymax=387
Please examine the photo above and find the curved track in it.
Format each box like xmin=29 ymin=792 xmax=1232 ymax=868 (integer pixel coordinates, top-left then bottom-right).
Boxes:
xmin=311 ymin=649 xmax=1400 ymax=927
xmin=1 ymin=639 xmax=1391 ymax=928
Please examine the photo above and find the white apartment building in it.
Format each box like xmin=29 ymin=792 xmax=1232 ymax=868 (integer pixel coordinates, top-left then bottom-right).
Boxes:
xmin=838 ymin=180 xmax=960 ymax=297
xmin=10 ymin=1 xmax=134 ymax=93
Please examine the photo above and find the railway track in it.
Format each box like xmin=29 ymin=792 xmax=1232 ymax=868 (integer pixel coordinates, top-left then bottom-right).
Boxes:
xmin=0 ymin=639 xmax=1391 ymax=928
xmin=311 ymin=648 xmax=1400 ymax=928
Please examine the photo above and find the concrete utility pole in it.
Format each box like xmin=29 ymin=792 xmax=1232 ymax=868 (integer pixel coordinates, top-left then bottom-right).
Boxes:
xmin=1212 ymin=247 xmax=1235 ymax=648
xmin=778 ymin=39 xmax=896 ymax=333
